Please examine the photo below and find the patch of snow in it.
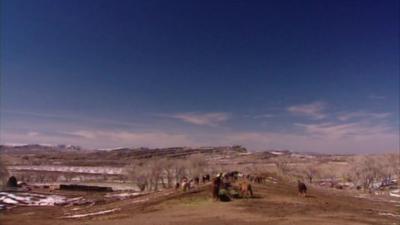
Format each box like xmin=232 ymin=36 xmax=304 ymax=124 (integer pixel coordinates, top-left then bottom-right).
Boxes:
xmin=0 ymin=197 xmax=18 ymax=204
xmin=379 ymin=212 xmax=400 ymax=218
xmin=355 ymin=194 xmax=369 ymax=199
xmin=63 ymin=208 xmax=120 ymax=218
xmin=105 ymin=192 xmax=142 ymax=199
xmin=238 ymin=152 xmax=252 ymax=155
xmin=0 ymin=192 xmax=76 ymax=207
xmin=97 ymin=147 xmax=125 ymax=151
xmin=290 ymin=153 xmax=315 ymax=158
xmin=131 ymin=198 xmax=149 ymax=203
xmin=390 ymin=190 xmax=400 ymax=198
xmin=9 ymin=165 xmax=124 ymax=175
xmin=271 ymin=151 xmax=283 ymax=155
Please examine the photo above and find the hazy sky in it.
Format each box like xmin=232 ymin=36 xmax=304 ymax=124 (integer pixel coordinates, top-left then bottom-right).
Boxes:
xmin=1 ymin=0 xmax=399 ymax=153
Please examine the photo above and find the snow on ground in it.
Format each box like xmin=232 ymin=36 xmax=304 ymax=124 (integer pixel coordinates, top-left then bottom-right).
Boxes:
xmin=131 ymin=198 xmax=149 ymax=204
xmin=378 ymin=212 xmax=400 ymax=218
xmin=0 ymin=192 xmax=77 ymax=207
xmin=270 ymin=151 xmax=284 ymax=155
xmin=9 ymin=165 xmax=124 ymax=175
xmin=62 ymin=208 xmax=121 ymax=218
xmin=389 ymin=189 xmax=400 ymax=198
xmin=266 ymin=177 xmax=278 ymax=184
xmin=105 ymin=192 xmax=143 ymax=199
xmin=32 ymin=182 xmax=137 ymax=191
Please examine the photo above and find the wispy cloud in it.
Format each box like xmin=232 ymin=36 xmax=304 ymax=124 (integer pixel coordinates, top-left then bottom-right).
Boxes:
xmin=1 ymin=109 xmax=146 ymax=128
xmin=295 ymin=121 xmax=393 ymax=139
xmin=27 ymin=131 xmax=39 ymax=137
xmin=170 ymin=112 xmax=230 ymax=126
xmin=67 ymin=130 xmax=97 ymax=139
xmin=337 ymin=111 xmax=391 ymax=121
xmin=226 ymin=127 xmax=397 ymax=153
xmin=369 ymin=94 xmax=386 ymax=100
xmin=251 ymin=114 xmax=275 ymax=119
xmin=287 ymin=101 xmax=327 ymax=119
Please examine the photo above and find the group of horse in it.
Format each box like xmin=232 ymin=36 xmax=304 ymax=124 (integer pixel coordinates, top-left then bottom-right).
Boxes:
xmin=175 ymin=174 xmax=211 ymax=191
xmin=211 ymin=171 xmax=254 ymax=201
xmin=175 ymin=171 xmax=308 ymax=201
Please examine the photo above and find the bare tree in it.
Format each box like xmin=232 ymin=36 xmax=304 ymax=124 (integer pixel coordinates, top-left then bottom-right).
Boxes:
xmin=160 ymin=158 xmax=175 ymax=188
xmin=173 ymin=159 xmax=187 ymax=183
xmin=382 ymin=153 xmax=399 ymax=182
xmin=148 ymin=158 xmax=163 ymax=191
xmin=186 ymin=154 xmax=208 ymax=178
xmin=125 ymin=160 xmax=151 ymax=191
xmin=125 ymin=158 xmax=166 ymax=192
xmin=0 ymin=156 xmax=9 ymax=185
xmin=349 ymin=155 xmax=386 ymax=190
xmin=273 ymin=156 xmax=291 ymax=175
xmin=125 ymin=154 xmax=209 ymax=192
xmin=303 ymin=163 xmax=320 ymax=184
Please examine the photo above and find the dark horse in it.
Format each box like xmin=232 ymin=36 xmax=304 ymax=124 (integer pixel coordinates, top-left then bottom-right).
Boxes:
xmin=211 ymin=176 xmax=222 ymax=200
xmin=7 ymin=176 xmax=18 ymax=188
xmin=297 ymin=180 xmax=307 ymax=197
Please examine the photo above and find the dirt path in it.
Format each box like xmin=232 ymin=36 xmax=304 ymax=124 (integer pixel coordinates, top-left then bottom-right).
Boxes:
xmin=1 ymin=181 xmax=399 ymax=225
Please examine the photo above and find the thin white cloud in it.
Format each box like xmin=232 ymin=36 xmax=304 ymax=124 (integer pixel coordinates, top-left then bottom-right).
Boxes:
xmin=27 ymin=131 xmax=40 ymax=137
xmin=369 ymin=94 xmax=386 ymax=100
xmin=228 ymin=130 xmax=397 ymax=153
xmin=1 ymin=109 xmax=145 ymax=128
xmin=68 ymin=130 xmax=97 ymax=139
xmin=224 ymin=119 xmax=398 ymax=153
xmin=252 ymin=114 xmax=275 ymax=119
xmin=170 ymin=112 xmax=230 ymax=126
xmin=287 ymin=101 xmax=327 ymax=119
xmin=294 ymin=121 xmax=394 ymax=140
xmin=337 ymin=111 xmax=391 ymax=121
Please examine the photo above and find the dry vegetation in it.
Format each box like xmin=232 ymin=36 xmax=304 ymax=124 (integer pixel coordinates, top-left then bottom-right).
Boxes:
xmin=125 ymin=154 xmax=211 ymax=191
xmin=0 ymin=156 xmax=9 ymax=185
xmin=272 ymin=153 xmax=400 ymax=191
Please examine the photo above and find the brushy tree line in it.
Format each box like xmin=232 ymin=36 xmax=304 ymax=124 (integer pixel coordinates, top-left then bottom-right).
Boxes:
xmin=346 ymin=154 xmax=399 ymax=189
xmin=124 ymin=154 xmax=211 ymax=192
xmin=272 ymin=153 xmax=399 ymax=190
xmin=0 ymin=156 xmax=9 ymax=185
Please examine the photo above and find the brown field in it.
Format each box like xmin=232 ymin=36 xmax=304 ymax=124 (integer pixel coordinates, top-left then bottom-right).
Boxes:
xmin=2 ymin=178 xmax=399 ymax=225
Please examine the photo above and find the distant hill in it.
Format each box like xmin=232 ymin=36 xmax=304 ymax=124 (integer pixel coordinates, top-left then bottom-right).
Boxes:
xmin=0 ymin=144 xmax=84 ymax=154
xmin=0 ymin=144 xmax=248 ymax=166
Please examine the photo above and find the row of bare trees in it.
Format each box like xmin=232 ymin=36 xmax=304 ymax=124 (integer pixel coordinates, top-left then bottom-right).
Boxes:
xmin=0 ymin=156 xmax=9 ymax=185
xmin=272 ymin=154 xmax=399 ymax=190
xmin=347 ymin=154 xmax=399 ymax=189
xmin=124 ymin=154 xmax=210 ymax=192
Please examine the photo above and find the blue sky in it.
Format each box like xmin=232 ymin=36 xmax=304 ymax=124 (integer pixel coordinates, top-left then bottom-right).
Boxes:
xmin=1 ymin=0 xmax=398 ymax=153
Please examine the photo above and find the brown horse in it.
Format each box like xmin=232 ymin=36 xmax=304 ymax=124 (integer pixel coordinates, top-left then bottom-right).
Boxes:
xmin=239 ymin=181 xmax=253 ymax=198
xmin=182 ymin=181 xmax=190 ymax=192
